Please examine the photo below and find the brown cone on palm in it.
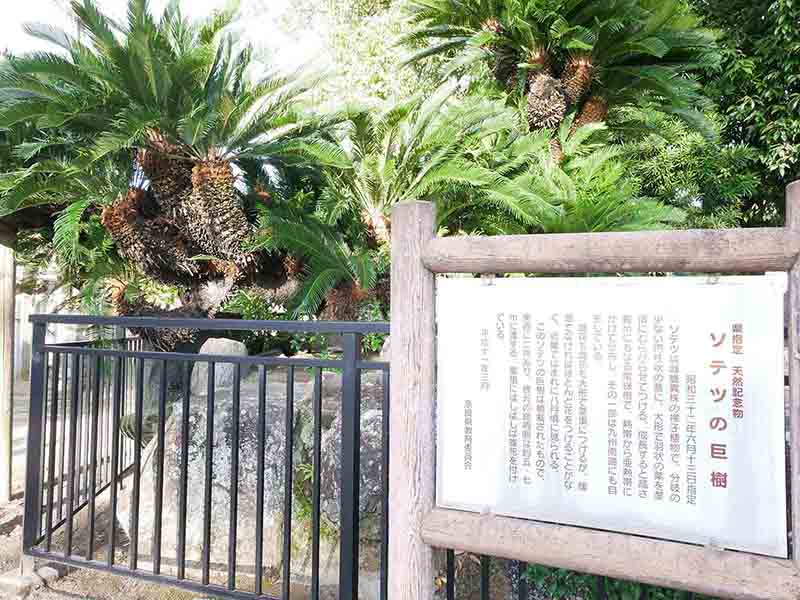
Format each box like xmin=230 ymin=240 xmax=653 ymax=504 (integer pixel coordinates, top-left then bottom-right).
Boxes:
xmin=527 ymin=45 xmax=551 ymax=75
xmin=549 ymin=138 xmax=565 ymax=163
xmin=526 ymin=45 xmax=569 ymax=132
xmin=524 ymin=45 xmax=552 ymax=92
xmin=527 ymin=73 xmax=569 ymax=132
xmin=188 ymin=160 xmax=255 ymax=269
xmin=144 ymin=128 xmax=179 ymax=155
xmin=101 ymin=188 xmax=200 ymax=285
xmin=561 ymin=55 xmax=594 ymax=105
xmin=482 ymin=17 xmax=503 ymax=36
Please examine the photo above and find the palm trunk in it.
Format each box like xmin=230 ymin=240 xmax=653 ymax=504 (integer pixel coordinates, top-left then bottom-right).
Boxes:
xmin=571 ymin=95 xmax=609 ymax=135
xmin=549 ymin=138 xmax=565 ymax=163
xmin=189 ymin=160 xmax=254 ymax=269
xmin=321 ymin=280 xmax=369 ymax=321
xmin=560 ymin=56 xmax=594 ymax=105
xmin=362 ymin=208 xmax=391 ymax=248
xmin=101 ymin=188 xmax=201 ymax=285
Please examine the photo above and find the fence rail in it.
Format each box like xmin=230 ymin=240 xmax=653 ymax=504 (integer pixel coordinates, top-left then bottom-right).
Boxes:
xmin=23 ymin=316 xmax=390 ymax=600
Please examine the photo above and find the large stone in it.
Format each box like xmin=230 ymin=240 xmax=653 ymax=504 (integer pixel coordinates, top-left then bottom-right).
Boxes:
xmin=128 ymin=338 xmax=247 ymax=446
xmin=117 ymin=370 xmax=308 ymax=585
xmin=319 ymin=408 xmax=385 ymax=541
xmin=117 ymin=364 xmax=389 ymax=598
xmin=190 ymin=338 xmax=248 ymax=396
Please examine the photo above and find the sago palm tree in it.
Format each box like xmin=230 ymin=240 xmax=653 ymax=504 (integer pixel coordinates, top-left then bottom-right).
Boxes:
xmin=252 ymin=208 xmax=380 ymax=320
xmin=402 ymin=0 xmax=719 ymax=140
xmin=442 ymin=119 xmax=681 ymax=234
xmin=0 ymin=0 xmax=346 ymax=334
xmin=319 ymin=85 xmax=514 ymax=248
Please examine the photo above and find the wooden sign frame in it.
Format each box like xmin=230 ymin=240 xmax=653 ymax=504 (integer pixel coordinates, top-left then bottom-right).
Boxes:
xmin=389 ymin=182 xmax=800 ymax=600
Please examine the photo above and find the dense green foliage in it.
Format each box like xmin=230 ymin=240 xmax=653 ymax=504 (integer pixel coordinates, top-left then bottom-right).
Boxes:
xmin=620 ymin=111 xmax=761 ymax=228
xmin=526 ymin=566 xmax=716 ymax=600
xmin=445 ymin=119 xmax=682 ymax=234
xmin=690 ymin=0 xmax=800 ymax=222
xmin=0 ymin=0 xmax=349 ymax=324
xmin=320 ymin=88 xmax=514 ymax=245
xmin=2 ymin=0 xmax=787 ymax=326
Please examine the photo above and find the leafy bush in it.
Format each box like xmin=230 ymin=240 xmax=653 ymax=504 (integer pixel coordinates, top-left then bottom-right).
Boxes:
xmin=526 ymin=565 xmax=717 ymax=600
xmin=691 ymin=0 xmax=800 ymax=222
xmin=444 ymin=121 xmax=681 ymax=235
xmin=620 ymin=111 xmax=760 ymax=228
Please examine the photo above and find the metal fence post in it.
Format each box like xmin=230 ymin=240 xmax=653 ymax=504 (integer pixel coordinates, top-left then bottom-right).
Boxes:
xmin=340 ymin=332 xmax=363 ymax=599
xmin=22 ymin=322 xmax=47 ymax=559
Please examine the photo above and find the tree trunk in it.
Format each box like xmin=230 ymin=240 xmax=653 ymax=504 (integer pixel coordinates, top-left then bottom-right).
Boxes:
xmin=549 ymin=138 xmax=565 ymax=163
xmin=363 ymin=208 xmax=391 ymax=248
xmin=560 ymin=56 xmax=594 ymax=105
xmin=571 ymin=96 xmax=609 ymax=134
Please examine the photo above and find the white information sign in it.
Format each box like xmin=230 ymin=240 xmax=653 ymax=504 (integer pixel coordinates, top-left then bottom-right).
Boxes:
xmin=436 ymin=275 xmax=788 ymax=557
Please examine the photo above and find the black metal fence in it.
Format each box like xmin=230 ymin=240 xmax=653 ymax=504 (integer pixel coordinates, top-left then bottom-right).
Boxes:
xmin=22 ymin=315 xmax=699 ymax=600
xmin=23 ymin=315 xmax=390 ymax=600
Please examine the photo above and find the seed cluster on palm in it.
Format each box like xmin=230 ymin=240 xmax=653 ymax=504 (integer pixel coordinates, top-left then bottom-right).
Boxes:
xmin=526 ymin=73 xmax=569 ymax=131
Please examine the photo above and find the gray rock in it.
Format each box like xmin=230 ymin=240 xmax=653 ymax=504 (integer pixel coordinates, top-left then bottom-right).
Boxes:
xmin=118 ymin=373 xmax=302 ymax=581
xmin=117 ymin=364 xmax=385 ymax=598
xmin=142 ymin=358 xmax=191 ymax=414
xmin=190 ymin=338 xmax=248 ymax=396
xmin=319 ymin=408 xmax=385 ymax=541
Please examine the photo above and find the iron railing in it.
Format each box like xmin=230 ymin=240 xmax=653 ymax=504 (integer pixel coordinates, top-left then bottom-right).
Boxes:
xmin=23 ymin=315 xmax=390 ymax=600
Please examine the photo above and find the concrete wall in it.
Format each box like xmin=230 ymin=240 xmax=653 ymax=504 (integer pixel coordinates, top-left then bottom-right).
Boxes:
xmin=13 ymin=267 xmax=90 ymax=382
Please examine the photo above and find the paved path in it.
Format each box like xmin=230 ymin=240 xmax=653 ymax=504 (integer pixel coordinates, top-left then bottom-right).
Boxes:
xmin=13 ymin=380 xmax=29 ymax=463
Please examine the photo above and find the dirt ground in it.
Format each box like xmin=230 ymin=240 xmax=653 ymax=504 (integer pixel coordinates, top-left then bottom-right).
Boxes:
xmin=0 ymin=486 xmax=208 ymax=600
xmin=0 ymin=379 xmax=30 ymax=579
xmin=0 ymin=381 xmax=205 ymax=600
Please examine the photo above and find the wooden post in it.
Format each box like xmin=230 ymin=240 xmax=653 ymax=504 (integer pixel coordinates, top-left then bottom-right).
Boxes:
xmin=389 ymin=201 xmax=437 ymax=599
xmin=0 ymin=226 xmax=15 ymax=503
xmin=786 ymin=180 xmax=800 ymax=567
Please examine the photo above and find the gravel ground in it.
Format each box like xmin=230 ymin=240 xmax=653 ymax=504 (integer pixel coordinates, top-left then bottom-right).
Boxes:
xmin=0 ymin=381 xmax=194 ymax=600
xmin=1 ymin=379 xmax=28 ymax=580
xmin=25 ymin=570 xmax=202 ymax=600
xmin=0 ymin=492 xmax=24 ymax=577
